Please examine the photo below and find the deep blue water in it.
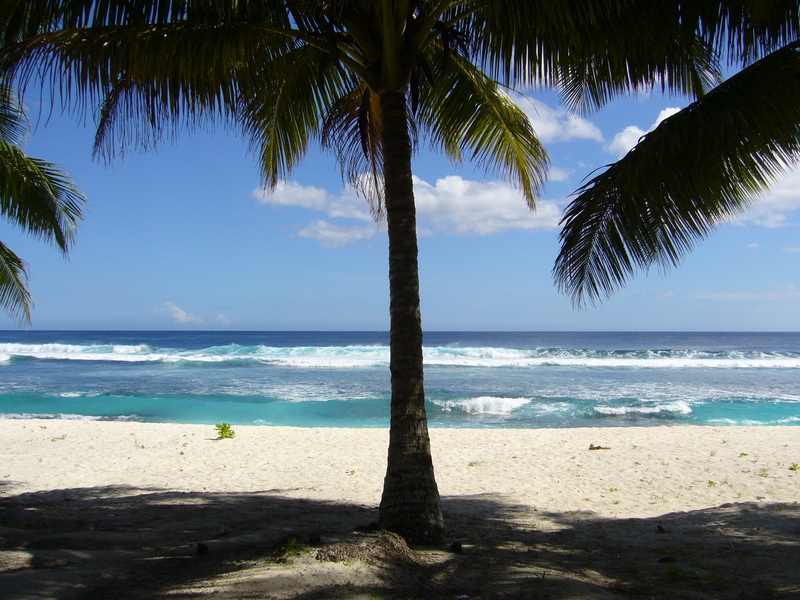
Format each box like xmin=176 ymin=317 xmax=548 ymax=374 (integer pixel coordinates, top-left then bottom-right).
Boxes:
xmin=0 ymin=331 xmax=798 ymax=428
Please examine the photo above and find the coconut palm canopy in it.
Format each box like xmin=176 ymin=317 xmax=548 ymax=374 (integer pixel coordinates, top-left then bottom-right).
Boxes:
xmin=4 ymin=0 xmax=794 ymax=542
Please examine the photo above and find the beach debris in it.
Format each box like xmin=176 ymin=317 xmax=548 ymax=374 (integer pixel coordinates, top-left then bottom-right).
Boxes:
xmin=589 ymin=444 xmax=611 ymax=450
xmin=316 ymin=531 xmax=422 ymax=566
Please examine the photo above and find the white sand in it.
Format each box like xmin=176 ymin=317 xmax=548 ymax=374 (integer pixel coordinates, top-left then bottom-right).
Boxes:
xmin=2 ymin=420 xmax=798 ymax=518
xmin=2 ymin=420 xmax=799 ymax=600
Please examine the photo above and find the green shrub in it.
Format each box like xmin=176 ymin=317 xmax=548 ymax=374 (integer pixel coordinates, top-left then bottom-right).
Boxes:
xmin=215 ymin=423 xmax=235 ymax=439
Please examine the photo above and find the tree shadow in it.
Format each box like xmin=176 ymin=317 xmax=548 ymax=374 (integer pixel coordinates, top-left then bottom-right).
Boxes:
xmin=1 ymin=486 xmax=798 ymax=599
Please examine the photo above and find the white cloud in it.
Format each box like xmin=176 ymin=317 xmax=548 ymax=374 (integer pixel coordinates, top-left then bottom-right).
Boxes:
xmin=256 ymin=180 xmax=330 ymax=210
xmin=734 ymin=166 xmax=800 ymax=228
xmin=215 ymin=315 xmax=232 ymax=325
xmin=606 ymin=107 xmax=681 ymax=158
xmin=298 ymin=220 xmax=378 ymax=248
xmin=254 ymin=180 xmax=372 ymax=221
xmin=511 ymin=95 xmax=603 ymax=144
xmin=747 ymin=243 xmax=761 ymax=250
xmin=254 ymin=176 xmax=563 ymax=246
xmin=783 ymin=247 xmax=800 ymax=253
xmin=156 ymin=302 xmax=205 ymax=324
xmin=413 ymin=176 xmax=562 ymax=235
xmin=548 ymin=167 xmax=571 ymax=182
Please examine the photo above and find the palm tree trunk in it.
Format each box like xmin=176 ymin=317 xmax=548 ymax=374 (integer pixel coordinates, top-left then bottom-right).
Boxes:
xmin=377 ymin=91 xmax=445 ymax=545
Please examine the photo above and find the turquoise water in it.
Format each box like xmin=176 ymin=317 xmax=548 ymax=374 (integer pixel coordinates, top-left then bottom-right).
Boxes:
xmin=0 ymin=331 xmax=798 ymax=427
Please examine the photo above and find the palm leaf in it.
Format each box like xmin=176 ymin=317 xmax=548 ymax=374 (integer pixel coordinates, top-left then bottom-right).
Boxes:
xmin=466 ymin=0 xmax=720 ymax=111
xmin=554 ymin=41 xmax=800 ymax=306
xmin=237 ymin=42 xmax=359 ymax=190
xmin=0 ymin=140 xmax=84 ymax=249
xmin=0 ymin=241 xmax=31 ymax=323
xmin=320 ymin=82 xmax=385 ymax=216
xmin=418 ymin=49 xmax=548 ymax=205
xmin=0 ymin=77 xmax=28 ymax=145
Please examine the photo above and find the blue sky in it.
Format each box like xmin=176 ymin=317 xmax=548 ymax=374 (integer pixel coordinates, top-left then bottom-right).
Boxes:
xmin=1 ymin=86 xmax=799 ymax=331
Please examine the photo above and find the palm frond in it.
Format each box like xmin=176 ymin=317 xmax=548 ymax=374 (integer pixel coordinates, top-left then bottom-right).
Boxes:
xmin=0 ymin=76 xmax=28 ymax=147
xmin=418 ymin=50 xmax=549 ymax=205
xmin=2 ymin=22 xmax=300 ymax=159
xmin=237 ymin=42 xmax=359 ymax=189
xmin=698 ymin=0 xmax=800 ymax=64
xmin=320 ymin=82 xmax=385 ymax=217
xmin=465 ymin=0 xmax=721 ymax=112
xmin=554 ymin=41 xmax=800 ymax=306
xmin=0 ymin=140 xmax=85 ymax=250
xmin=0 ymin=241 xmax=31 ymax=324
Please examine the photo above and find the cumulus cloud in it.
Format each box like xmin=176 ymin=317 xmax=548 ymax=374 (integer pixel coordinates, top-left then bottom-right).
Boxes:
xmin=254 ymin=176 xmax=563 ymax=246
xmin=298 ymin=220 xmax=378 ymax=248
xmin=606 ymin=107 xmax=681 ymax=158
xmin=548 ymin=167 xmax=571 ymax=182
xmin=734 ymin=166 xmax=800 ymax=228
xmin=413 ymin=176 xmax=562 ymax=235
xmin=253 ymin=180 xmax=372 ymax=221
xmin=157 ymin=302 xmax=205 ymax=324
xmin=512 ymin=95 xmax=603 ymax=144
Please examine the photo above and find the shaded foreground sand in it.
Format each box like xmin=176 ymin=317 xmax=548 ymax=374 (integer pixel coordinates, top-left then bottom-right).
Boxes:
xmin=1 ymin=420 xmax=799 ymax=599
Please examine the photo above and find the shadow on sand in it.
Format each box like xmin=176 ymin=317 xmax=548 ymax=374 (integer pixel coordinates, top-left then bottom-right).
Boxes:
xmin=1 ymin=486 xmax=798 ymax=599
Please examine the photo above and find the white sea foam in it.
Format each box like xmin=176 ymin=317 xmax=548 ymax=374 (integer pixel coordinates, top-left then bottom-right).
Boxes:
xmin=594 ymin=400 xmax=693 ymax=416
xmin=0 ymin=343 xmax=160 ymax=362
xmin=0 ymin=413 xmax=143 ymax=422
xmin=1 ymin=342 xmax=798 ymax=369
xmin=433 ymin=396 xmax=531 ymax=415
xmin=0 ymin=412 xmax=101 ymax=421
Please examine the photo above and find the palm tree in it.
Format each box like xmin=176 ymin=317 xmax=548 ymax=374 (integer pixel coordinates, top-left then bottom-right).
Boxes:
xmin=555 ymin=3 xmax=800 ymax=307
xmin=1 ymin=0 xmax=716 ymax=543
xmin=0 ymin=75 xmax=85 ymax=324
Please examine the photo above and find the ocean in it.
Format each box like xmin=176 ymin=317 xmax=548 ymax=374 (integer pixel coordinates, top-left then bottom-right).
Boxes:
xmin=0 ymin=330 xmax=798 ymax=428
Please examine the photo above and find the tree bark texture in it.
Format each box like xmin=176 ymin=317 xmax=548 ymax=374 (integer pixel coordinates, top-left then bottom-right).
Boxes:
xmin=377 ymin=91 xmax=445 ymax=545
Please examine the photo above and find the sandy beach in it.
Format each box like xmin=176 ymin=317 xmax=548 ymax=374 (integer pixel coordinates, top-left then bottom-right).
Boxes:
xmin=2 ymin=419 xmax=799 ymax=598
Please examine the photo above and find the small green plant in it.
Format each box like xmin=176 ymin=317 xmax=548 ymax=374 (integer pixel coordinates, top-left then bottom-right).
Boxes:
xmin=215 ymin=423 xmax=235 ymax=439
xmin=50 ymin=434 xmax=66 ymax=442
xmin=740 ymin=452 xmax=749 ymax=457
xmin=708 ymin=480 xmax=717 ymax=487
xmin=789 ymin=463 xmax=799 ymax=472
xmin=759 ymin=468 xmax=770 ymax=478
